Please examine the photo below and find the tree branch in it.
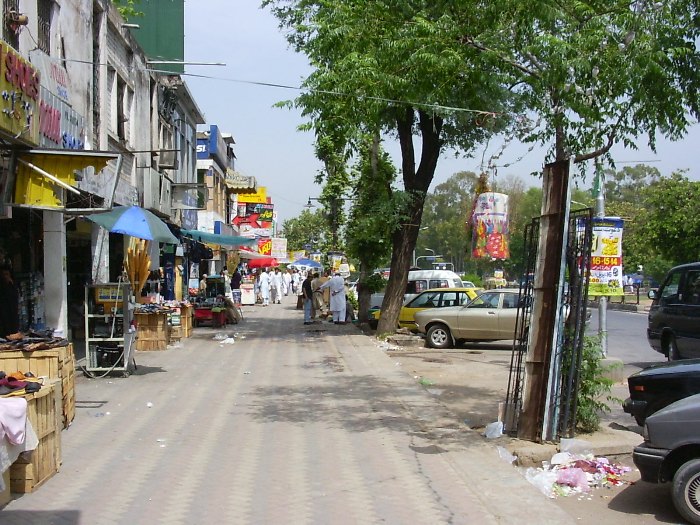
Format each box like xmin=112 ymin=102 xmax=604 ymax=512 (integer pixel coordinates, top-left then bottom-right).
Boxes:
xmin=461 ymin=36 xmax=540 ymax=79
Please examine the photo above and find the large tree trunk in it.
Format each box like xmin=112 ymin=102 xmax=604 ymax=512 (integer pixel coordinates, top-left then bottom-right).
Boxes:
xmin=376 ymin=108 xmax=442 ymax=334
xmin=356 ymin=264 xmax=372 ymax=322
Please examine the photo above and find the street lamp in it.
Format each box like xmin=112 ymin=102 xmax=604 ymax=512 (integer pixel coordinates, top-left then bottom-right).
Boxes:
xmin=411 ymin=227 xmax=430 ymax=266
xmin=303 ymin=195 xmax=351 ymax=250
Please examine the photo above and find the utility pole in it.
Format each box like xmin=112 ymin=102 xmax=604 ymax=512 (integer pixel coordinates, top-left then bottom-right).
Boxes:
xmin=518 ymin=160 xmax=570 ymax=442
xmin=594 ymin=162 xmax=608 ymax=357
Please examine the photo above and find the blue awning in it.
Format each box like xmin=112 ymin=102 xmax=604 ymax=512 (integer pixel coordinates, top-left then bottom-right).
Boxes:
xmin=180 ymin=229 xmax=257 ymax=247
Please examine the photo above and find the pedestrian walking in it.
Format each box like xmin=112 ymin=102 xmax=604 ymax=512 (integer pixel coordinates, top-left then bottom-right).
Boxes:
xmin=271 ymin=267 xmax=283 ymax=304
xmin=283 ymin=268 xmax=292 ymax=296
xmin=259 ymin=267 xmax=271 ymax=306
xmin=302 ymin=272 xmax=314 ymax=325
xmin=320 ymin=272 xmax=347 ymax=324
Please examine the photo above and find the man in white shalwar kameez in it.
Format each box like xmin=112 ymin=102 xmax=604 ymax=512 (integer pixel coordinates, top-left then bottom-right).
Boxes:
xmin=319 ymin=273 xmax=346 ymax=324
xmin=259 ymin=268 xmax=271 ymax=306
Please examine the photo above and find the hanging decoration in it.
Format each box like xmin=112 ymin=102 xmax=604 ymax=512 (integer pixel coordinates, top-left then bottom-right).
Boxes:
xmin=471 ymin=191 xmax=510 ymax=260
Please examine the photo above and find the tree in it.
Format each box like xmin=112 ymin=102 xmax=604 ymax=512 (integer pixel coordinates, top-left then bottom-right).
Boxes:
xmin=281 ymin=209 xmax=329 ymax=253
xmin=264 ymin=1 xmax=514 ymax=334
xmin=345 ymin=135 xmax=399 ymax=322
xmin=418 ymin=171 xmax=479 ymax=273
xmin=636 ymin=173 xmax=700 ymax=275
xmin=603 ymin=164 xmax=662 ymax=204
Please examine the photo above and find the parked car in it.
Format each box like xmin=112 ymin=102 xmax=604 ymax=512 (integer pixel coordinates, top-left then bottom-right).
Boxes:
xmin=461 ymin=280 xmax=476 ymax=288
xmin=369 ymin=269 xmax=464 ymax=312
xmin=414 ymin=288 xmax=523 ymax=348
xmin=371 ymin=287 xmax=482 ymax=331
xmin=633 ymin=393 xmax=700 ymax=524
xmin=647 ymin=262 xmax=700 ymax=360
xmin=623 ymin=359 xmax=700 ymax=426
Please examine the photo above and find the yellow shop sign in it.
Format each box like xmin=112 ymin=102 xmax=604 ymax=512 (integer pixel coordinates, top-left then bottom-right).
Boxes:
xmin=0 ymin=42 xmax=40 ymax=145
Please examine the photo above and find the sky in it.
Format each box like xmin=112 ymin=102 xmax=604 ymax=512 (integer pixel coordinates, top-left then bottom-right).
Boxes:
xmin=182 ymin=2 xmax=700 ymax=225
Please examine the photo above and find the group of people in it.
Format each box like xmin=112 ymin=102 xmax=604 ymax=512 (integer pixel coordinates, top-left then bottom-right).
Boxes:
xmin=253 ymin=267 xmax=294 ymax=306
xmin=301 ymin=270 xmax=349 ymax=325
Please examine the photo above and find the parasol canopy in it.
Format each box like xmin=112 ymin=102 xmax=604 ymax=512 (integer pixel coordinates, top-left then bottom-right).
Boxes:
xmin=86 ymin=206 xmax=178 ymax=244
xmin=246 ymin=257 xmax=278 ymax=269
xmin=289 ymin=258 xmax=322 ymax=269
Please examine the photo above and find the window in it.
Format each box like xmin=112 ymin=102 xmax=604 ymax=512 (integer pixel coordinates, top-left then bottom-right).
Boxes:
xmin=37 ymin=0 xmax=51 ymax=53
xmin=502 ymin=293 xmax=518 ymax=309
xmin=406 ymin=280 xmax=427 ymax=294
xmin=469 ymin=292 xmax=499 ymax=309
xmin=660 ymin=271 xmax=682 ymax=305
xmin=440 ymin=292 xmax=459 ymax=307
xmin=681 ymin=271 xmax=700 ymax=305
xmin=429 ymin=279 xmax=449 ymax=289
xmin=408 ymin=291 xmax=439 ymax=308
xmin=3 ymin=0 xmax=20 ymax=49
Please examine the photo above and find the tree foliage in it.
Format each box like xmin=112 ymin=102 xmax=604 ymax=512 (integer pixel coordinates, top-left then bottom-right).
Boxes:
xmin=112 ymin=0 xmax=143 ymax=20
xmin=281 ymin=209 xmax=329 ymax=253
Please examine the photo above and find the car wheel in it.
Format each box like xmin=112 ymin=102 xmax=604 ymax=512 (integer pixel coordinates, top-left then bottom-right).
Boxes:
xmin=426 ymin=324 xmax=453 ymax=349
xmin=666 ymin=334 xmax=681 ymax=361
xmin=673 ymin=458 xmax=700 ymax=524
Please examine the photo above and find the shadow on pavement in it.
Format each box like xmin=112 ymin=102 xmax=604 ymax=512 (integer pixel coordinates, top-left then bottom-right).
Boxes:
xmin=607 ymin=481 xmax=681 ymax=523
xmin=0 ymin=510 xmax=81 ymax=523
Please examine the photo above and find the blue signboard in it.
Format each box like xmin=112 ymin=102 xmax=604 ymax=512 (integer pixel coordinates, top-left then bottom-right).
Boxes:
xmin=196 ymin=124 xmax=227 ymax=169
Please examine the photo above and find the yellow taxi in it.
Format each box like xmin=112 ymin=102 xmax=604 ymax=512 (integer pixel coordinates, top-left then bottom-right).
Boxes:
xmin=372 ymin=287 xmax=482 ymax=331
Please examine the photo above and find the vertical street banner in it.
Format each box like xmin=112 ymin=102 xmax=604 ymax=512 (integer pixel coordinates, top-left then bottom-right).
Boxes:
xmin=471 ymin=192 xmax=510 ymax=260
xmin=588 ymin=217 xmax=624 ymax=296
xmin=271 ymin=237 xmax=288 ymax=260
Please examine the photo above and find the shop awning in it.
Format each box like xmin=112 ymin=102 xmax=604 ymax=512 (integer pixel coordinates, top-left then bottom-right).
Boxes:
xmin=180 ymin=229 xmax=257 ymax=247
xmin=224 ymin=169 xmax=258 ymax=194
xmin=14 ymin=149 xmax=120 ymax=209
xmin=238 ymin=249 xmax=271 ymax=260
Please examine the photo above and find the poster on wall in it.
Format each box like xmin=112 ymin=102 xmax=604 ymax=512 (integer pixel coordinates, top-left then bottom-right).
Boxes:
xmin=471 ymin=192 xmax=510 ymax=260
xmin=588 ymin=217 xmax=624 ymax=296
xmin=271 ymin=237 xmax=288 ymax=260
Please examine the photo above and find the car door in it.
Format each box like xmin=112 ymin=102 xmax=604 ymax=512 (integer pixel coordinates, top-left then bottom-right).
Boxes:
xmin=497 ymin=292 xmax=520 ymax=340
xmin=677 ymin=269 xmax=700 ymax=358
xmin=455 ymin=291 xmax=501 ymax=340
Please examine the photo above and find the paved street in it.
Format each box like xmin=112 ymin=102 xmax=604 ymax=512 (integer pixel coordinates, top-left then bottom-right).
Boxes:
xmin=2 ymin=295 xmax=575 ymax=524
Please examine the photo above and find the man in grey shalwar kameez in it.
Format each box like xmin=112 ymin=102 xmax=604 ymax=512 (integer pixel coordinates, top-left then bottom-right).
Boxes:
xmin=319 ymin=273 xmax=346 ymax=324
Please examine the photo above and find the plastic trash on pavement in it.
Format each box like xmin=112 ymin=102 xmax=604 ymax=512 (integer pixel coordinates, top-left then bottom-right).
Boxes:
xmin=496 ymin=446 xmax=517 ymax=464
xmin=484 ymin=420 xmax=504 ymax=439
xmin=559 ymin=437 xmax=593 ymax=456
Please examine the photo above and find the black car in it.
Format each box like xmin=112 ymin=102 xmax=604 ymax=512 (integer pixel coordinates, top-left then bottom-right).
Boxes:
xmin=633 ymin=394 xmax=700 ymax=524
xmin=647 ymin=262 xmax=700 ymax=360
xmin=623 ymin=359 xmax=700 ymax=426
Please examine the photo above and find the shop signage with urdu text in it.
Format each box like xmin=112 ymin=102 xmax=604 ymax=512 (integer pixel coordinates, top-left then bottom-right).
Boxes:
xmin=0 ymin=42 xmax=40 ymax=145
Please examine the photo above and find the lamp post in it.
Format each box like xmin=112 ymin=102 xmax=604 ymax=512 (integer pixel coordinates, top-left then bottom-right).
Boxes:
xmin=304 ymin=195 xmax=350 ymax=250
xmin=411 ymin=227 xmax=430 ymax=266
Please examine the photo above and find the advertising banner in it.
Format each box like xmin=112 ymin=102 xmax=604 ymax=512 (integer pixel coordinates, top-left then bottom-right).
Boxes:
xmin=271 ymin=237 xmax=288 ymax=260
xmin=258 ymin=238 xmax=272 ymax=255
xmin=588 ymin=217 xmax=624 ymax=296
xmin=471 ymin=192 xmax=509 ymax=260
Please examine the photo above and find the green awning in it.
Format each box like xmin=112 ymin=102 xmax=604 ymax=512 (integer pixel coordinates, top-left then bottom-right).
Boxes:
xmin=180 ymin=229 xmax=257 ymax=247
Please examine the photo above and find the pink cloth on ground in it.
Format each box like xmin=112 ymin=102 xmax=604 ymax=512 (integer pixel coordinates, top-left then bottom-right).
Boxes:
xmin=0 ymin=397 xmax=28 ymax=445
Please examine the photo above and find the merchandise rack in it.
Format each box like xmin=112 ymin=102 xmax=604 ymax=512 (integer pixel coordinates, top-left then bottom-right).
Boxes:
xmin=83 ymin=281 xmax=135 ymax=377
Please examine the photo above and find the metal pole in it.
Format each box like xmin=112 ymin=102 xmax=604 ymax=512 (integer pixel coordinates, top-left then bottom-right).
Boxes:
xmin=595 ymin=162 xmax=608 ymax=357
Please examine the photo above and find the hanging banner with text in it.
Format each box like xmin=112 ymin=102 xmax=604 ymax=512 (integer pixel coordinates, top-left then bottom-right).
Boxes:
xmin=588 ymin=217 xmax=624 ymax=296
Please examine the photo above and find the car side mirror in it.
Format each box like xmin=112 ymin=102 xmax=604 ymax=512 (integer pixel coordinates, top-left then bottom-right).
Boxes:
xmin=648 ymin=289 xmax=658 ymax=300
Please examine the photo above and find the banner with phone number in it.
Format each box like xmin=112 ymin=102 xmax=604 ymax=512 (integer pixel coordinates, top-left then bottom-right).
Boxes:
xmin=588 ymin=217 xmax=624 ymax=296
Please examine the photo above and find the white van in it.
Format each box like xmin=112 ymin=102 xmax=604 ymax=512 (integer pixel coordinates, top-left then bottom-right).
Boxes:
xmin=370 ymin=269 xmax=463 ymax=310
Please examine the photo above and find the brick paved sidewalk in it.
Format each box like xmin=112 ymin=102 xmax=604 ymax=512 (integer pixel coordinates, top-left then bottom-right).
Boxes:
xmin=1 ymin=295 xmax=574 ymax=524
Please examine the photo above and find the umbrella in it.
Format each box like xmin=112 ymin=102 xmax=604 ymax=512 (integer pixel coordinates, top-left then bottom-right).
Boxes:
xmin=86 ymin=206 xmax=178 ymax=244
xmin=246 ymin=257 xmax=279 ymax=269
xmin=290 ymin=257 xmax=322 ymax=269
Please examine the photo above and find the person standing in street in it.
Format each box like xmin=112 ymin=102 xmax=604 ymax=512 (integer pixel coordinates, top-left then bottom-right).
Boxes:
xmin=320 ymin=272 xmax=347 ymax=324
xmin=302 ymin=272 xmax=314 ymax=325
xmin=259 ymin=267 xmax=271 ymax=306
xmin=283 ymin=268 xmax=292 ymax=296
xmin=0 ymin=265 xmax=20 ymax=338
xmin=272 ymin=267 xmax=283 ymax=304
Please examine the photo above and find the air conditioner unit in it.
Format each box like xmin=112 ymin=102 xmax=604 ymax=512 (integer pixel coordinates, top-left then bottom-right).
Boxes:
xmin=158 ymin=150 xmax=179 ymax=170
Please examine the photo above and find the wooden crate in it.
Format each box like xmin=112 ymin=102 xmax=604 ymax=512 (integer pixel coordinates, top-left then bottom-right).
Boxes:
xmin=168 ymin=325 xmax=182 ymax=344
xmin=0 ymin=344 xmax=75 ymax=429
xmin=10 ymin=384 xmax=60 ymax=493
xmin=134 ymin=313 xmax=168 ymax=351
xmin=181 ymin=305 xmax=193 ymax=338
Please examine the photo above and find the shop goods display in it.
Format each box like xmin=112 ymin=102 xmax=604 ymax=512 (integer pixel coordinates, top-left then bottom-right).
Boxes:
xmin=0 ymin=344 xmax=75 ymax=428
xmin=9 ymin=383 xmax=60 ymax=493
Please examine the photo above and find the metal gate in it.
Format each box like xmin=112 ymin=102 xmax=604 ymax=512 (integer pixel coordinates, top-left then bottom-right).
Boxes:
xmin=505 ymin=208 xmax=593 ymax=439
